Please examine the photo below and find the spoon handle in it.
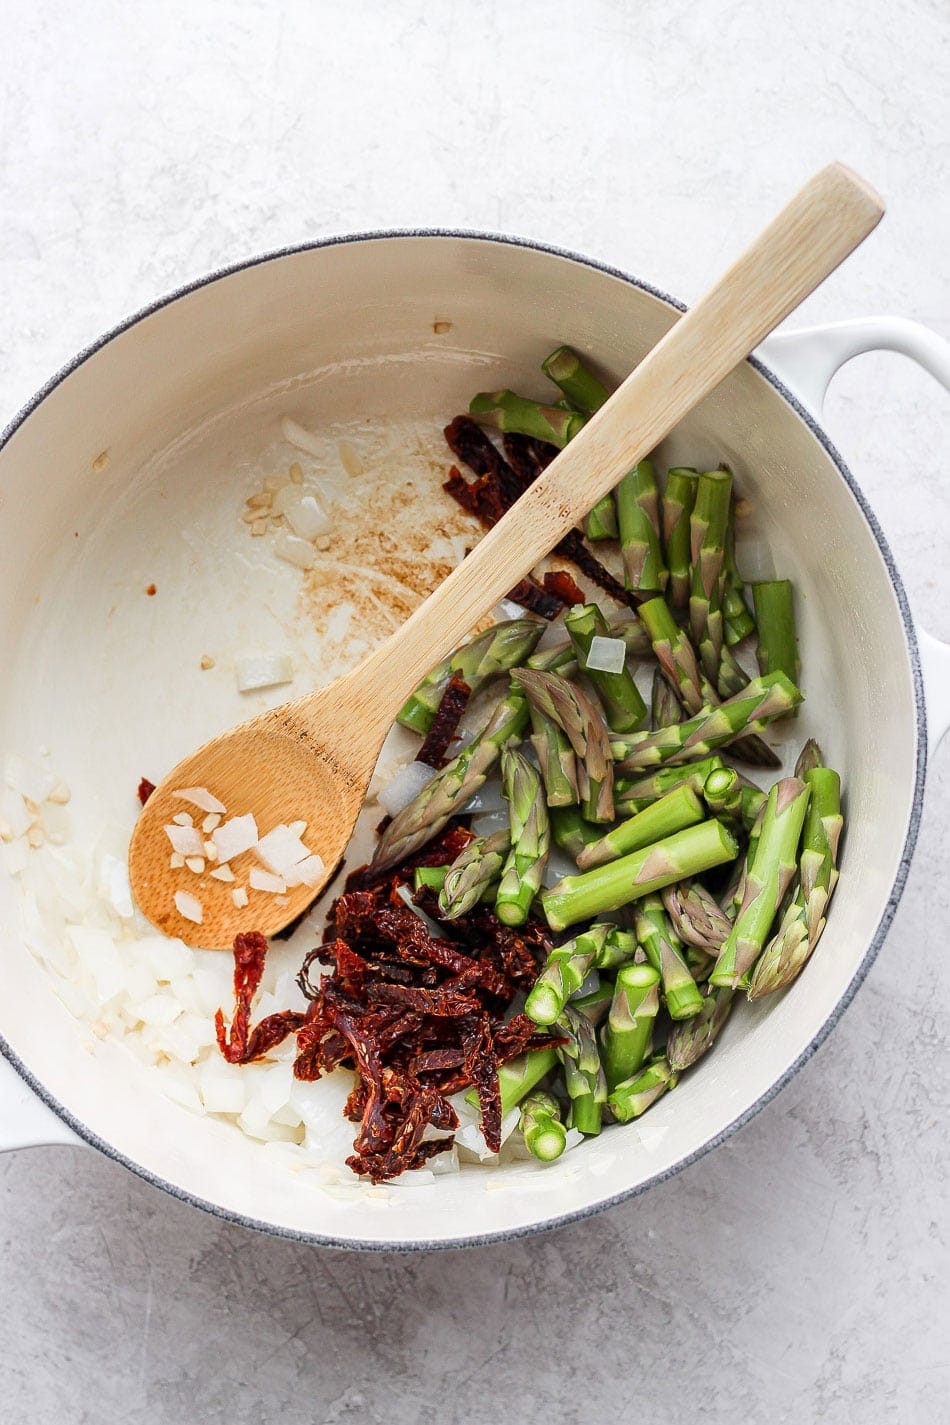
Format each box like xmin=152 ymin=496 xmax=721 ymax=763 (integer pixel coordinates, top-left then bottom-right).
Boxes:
xmin=350 ymin=163 xmax=883 ymax=719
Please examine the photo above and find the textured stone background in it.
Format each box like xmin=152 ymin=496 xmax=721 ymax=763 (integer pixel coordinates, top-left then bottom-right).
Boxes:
xmin=2 ymin=2 xmax=949 ymax=1421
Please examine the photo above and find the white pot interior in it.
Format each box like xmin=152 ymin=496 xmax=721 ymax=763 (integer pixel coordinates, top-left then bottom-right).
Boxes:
xmin=0 ymin=236 xmax=919 ymax=1246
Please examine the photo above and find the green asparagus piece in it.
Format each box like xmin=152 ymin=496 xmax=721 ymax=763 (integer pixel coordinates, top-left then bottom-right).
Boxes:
xmin=635 ymin=894 xmax=704 ymax=1020
xmin=740 ymin=785 xmax=768 ymax=830
xmin=541 ymin=819 xmax=740 ymax=931
xmin=526 ymin=614 xmax=651 ymax=672
xmin=571 ymin=980 xmax=614 ymax=1027
xmin=689 ymin=469 xmax=733 ymax=684
xmin=752 ymin=580 xmax=799 ymax=688
xmin=703 ymin=765 xmax=743 ymax=821
xmin=586 ymin=495 xmax=619 ymax=541
xmin=717 ymin=643 xmax=750 ymax=699
xmin=685 ymin=944 xmax=716 ymax=984
xmin=495 ymin=748 xmax=550 ymax=926
xmin=711 ymin=776 xmax=812 ymax=988
xmin=611 ymin=673 xmax=802 ymax=771
xmin=470 ymin=389 xmax=586 ymax=447
xmin=722 ymin=517 xmax=756 ymax=646
xmin=602 ymin=962 xmax=661 ymax=1089
xmin=465 ymin=1047 xmax=559 ymax=1118
xmin=617 ymin=460 xmax=667 ymax=595
xmin=661 ymin=880 xmax=733 ymax=952
xmin=437 ymin=828 xmax=510 ymax=919
xmin=550 ymin=804 xmax=603 ymax=862
xmin=616 ymin=756 xmax=726 ymax=813
xmin=794 ymin=738 xmax=824 ymax=777
xmin=638 ymin=595 xmax=708 ymax=716
xmin=558 ymin=1004 xmax=608 ymax=1135
xmin=748 ymin=766 xmax=842 ymax=999
xmin=519 ymin=1090 xmax=567 ymax=1161
xmin=651 ymin=667 xmax=682 ymax=729
xmin=666 ymin=987 xmax=734 ymax=1070
xmin=608 ymin=1056 xmax=678 ymax=1121
xmin=662 ymin=468 xmax=699 ymax=609
xmin=513 ymin=667 xmax=614 ymax=823
xmin=374 ymin=686 xmax=529 ymax=871
xmin=541 ymin=345 xmax=611 ymax=413
xmin=526 ymin=923 xmax=613 ymax=1026
xmin=414 ymin=865 xmax=449 ymax=892
xmin=576 ymin=785 xmax=706 ymax=871
xmin=529 ymin=702 xmax=579 ymax=808
xmin=397 ymin=618 xmax=544 ymax=734
xmin=565 ymin=603 xmax=647 ymax=734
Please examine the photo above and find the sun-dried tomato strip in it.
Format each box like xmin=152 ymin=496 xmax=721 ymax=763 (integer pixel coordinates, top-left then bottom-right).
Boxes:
xmin=463 ymin=1014 xmax=503 ymax=1152
xmin=416 ymin=672 xmax=471 ymax=769
xmin=506 ymin=577 xmax=564 ymax=620
xmin=215 ymin=931 xmax=304 ymax=1065
xmin=543 ymin=569 xmax=586 ymax=606
xmin=137 ymin=777 xmax=155 ymax=805
xmin=444 ymin=416 xmax=523 ymax=507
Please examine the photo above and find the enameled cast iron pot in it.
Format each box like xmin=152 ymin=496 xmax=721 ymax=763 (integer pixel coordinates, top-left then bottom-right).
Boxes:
xmin=2 ymin=233 xmax=949 ymax=1249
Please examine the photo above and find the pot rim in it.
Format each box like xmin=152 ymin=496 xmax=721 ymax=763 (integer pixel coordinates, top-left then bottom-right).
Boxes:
xmin=0 ymin=228 xmax=928 ymax=1252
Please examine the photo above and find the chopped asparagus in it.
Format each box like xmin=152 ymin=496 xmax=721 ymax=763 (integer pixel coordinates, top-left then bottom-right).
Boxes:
xmin=752 ymin=580 xmax=799 ymax=688
xmin=470 ymin=389 xmax=586 ymax=447
xmin=602 ymin=962 xmax=661 ymax=1089
xmin=513 ymin=667 xmax=614 ymax=823
xmin=565 ymin=603 xmax=647 ymax=734
xmin=608 ymin=1056 xmax=678 ymax=1121
xmin=438 ymin=829 xmax=510 ymax=919
xmin=661 ymin=880 xmax=733 ymax=952
xmin=397 ymin=618 xmax=544 ymax=734
xmin=666 ymin=987 xmax=734 ymax=1071
xmin=662 ymin=468 xmax=699 ymax=609
xmin=635 ymin=894 xmax=704 ymax=1020
xmin=519 ymin=1089 xmax=568 ymax=1161
xmin=576 ymin=785 xmax=706 ymax=871
xmin=617 ymin=459 xmax=667 ymax=595
xmin=495 ymin=748 xmax=550 ymax=926
xmin=558 ymin=1004 xmax=608 ymax=1135
xmin=689 ymin=469 xmax=732 ymax=684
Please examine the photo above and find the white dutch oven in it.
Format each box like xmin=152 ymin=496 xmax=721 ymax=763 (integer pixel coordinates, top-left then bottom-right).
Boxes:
xmin=1 ymin=235 xmax=949 ymax=1249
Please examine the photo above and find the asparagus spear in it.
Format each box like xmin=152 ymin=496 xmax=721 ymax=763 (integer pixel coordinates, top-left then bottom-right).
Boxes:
xmin=635 ymin=894 xmax=704 ymax=1020
xmin=465 ymin=1047 xmax=559 ymax=1118
xmin=586 ymin=496 xmax=619 ymax=541
xmin=608 ymin=1056 xmax=678 ymax=1122
xmin=662 ymin=468 xmax=699 ymax=608
xmin=519 ymin=1089 xmax=568 ymax=1161
xmin=717 ymin=643 xmax=751 ymax=699
xmin=702 ymin=765 xmax=743 ymax=822
xmin=576 ymin=784 xmax=706 ymax=870
xmin=666 ymin=987 xmax=734 ymax=1070
xmin=470 ymin=389 xmax=586 ymax=447
xmin=661 ymin=880 xmax=733 ymax=952
xmin=611 ymin=673 xmax=802 ymax=771
xmin=414 ymin=865 xmax=449 ymax=892
xmin=795 ymin=738 xmax=824 ymax=777
xmin=558 ymin=1004 xmax=608 ymax=1135
xmin=565 ymin=603 xmax=647 ymax=733
xmin=571 ymin=981 xmax=614 ymax=1027
xmin=722 ymin=517 xmax=756 ymax=646
xmin=374 ymin=686 xmax=529 ymax=870
xmin=550 ymin=804 xmax=603 ymax=862
xmin=513 ymin=667 xmax=614 ymax=823
xmin=438 ymin=828 xmax=510 ymax=919
xmin=616 ymin=756 xmax=726 ymax=813
xmin=651 ymin=667 xmax=682 ymax=729
xmin=711 ymin=777 xmax=811 ymax=988
xmin=617 ymin=460 xmax=667 ymax=595
xmin=638 ymin=595 xmax=709 ymax=715
xmin=752 ymin=580 xmax=799 ymax=687
xmin=397 ymin=619 xmax=544 ymax=734
xmin=542 ymin=819 xmax=740 ymax=931
xmin=602 ymin=963 xmax=661 ymax=1089
xmin=529 ymin=703 xmax=579 ymax=808
xmin=495 ymin=748 xmax=551 ymax=927
xmin=689 ymin=469 xmax=732 ymax=684
xmin=526 ymin=923 xmax=632 ymax=1025
xmin=541 ymin=345 xmax=611 ymax=412
xmin=748 ymin=765 xmax=842 ymax=999
xmin=740 ymin=785 xmax=768 ymax=830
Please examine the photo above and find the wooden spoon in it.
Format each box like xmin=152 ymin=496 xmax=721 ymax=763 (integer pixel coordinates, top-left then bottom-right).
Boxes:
xmin=130 ymin=163 xmax=883 ymax=948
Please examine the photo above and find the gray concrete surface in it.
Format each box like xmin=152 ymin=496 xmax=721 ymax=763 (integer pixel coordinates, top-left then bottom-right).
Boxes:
xmin=2 ymin=1 xmax=949 ymax=1420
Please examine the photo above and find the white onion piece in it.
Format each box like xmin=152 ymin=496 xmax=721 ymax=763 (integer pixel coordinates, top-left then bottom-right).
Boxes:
xmin=97 ymin=854 xmax=134 ymax=919
xmin=377 ymin=760 xmax=436 ymax=816
xmin=255 ymin=824 xmax=311 ymax=876
xmin=249 ymin=867 xmax=286 ymax=893
xmin=284 ymin=854 xmax=324 ymax=887
xmin=235 ymin=653 xmax=294 ymax=693
xmin=285 ymin=495 xmax=331 ymax=541
xmin=280 ymin=415 xmax=323 ymax=457
xmin=172 ymin=787 xmax=227 ymax=815
xmin=492 ymin=599 xmax=527 ymax=622
xmin=1 ymin=838 xmax=29 ymax=876
xmin=164 ymin=824 xmax=205 ymax=858
xmin=174 ymin=890 xmax=203 ymax=924
xmin=563 ymin=1127 xmax=585 ymax=1152
xmin=212 ymin=814 xmax=259 ymax=863
xmin=274 ymin=532 xmax=317 ymax=571
xmin=0 ymin=788 xmax=32 ymax=840
xmin=209 ymin=864 xmax=235 ymax=882
xmin=465 ymin=780 xmax=507 ymax=815
xmin=735 ymin=536 xmax=775 ymax=582
xmin=586 ymin=635 xmax=626 ymax=674
xmin=232 ymin=887 xmax=249 ymax=909
xmin=3 ymin=753 xmax=57 ymax=804
xmin=543 ymin=845 xmax=577 ymax=888
xmin=470 ymin=808 xmax=510 ymax=837
xmin=395 ymin=883 xmax=443 ymax=937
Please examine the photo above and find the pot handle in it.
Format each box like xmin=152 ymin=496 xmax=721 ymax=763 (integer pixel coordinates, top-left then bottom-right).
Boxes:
xmin=758 ymin=317 xmax=950 ymax=753
xmin=0 ymin=1050 xmax=82 ymax=1151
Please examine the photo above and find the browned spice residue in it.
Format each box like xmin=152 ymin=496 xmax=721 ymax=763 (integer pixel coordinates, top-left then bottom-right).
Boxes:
xmin=146 ymin=583 xmax=157 ymax=596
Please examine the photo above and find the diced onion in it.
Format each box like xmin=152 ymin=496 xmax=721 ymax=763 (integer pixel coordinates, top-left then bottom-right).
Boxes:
xmin=736 ymin=536 xmax=775 ymax=582
xmin=249 ymin=867 xmax=286 ymax=893
xmin=174 ymin=890 xmax=203 ymax=924
xmin=172 ymin=787 xmax=227 ymax=814
xmin=286 ymin=854 xmax=324 ymax=888
xmin=255 ymin=824 xmax=311 ymax=877
xmin=164 ymin=824 xmax=205 ymax=858
xmin=212 ymin=814 xmax=259 ymax=863
xmin=235 ymin=653 xmax=294 ymax=693
xmin=377 ymin=760 xmax=437 ymax=816
xmin=280 ymin=416 xmax=323 ymax=457
xmin=209 ymin=864 xmax=235 ymax=882
xmin=3 ymin=753 xmax=57 ymax=804
xmin=585 ymin=635 xmax=626 ymax=674
xmin=232 ymin=887 xmax=249 ymax=909
xmin=285 ymin=495 xmax=331 ymax=542
xmin=493 ymin=599 xmax=527 ymax=622
xmin=274 ymin=532 xmax=318 ymax=571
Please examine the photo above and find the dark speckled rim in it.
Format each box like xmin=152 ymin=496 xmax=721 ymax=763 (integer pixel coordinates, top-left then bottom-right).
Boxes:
xmin=0 ymin=229 xmax=927 ymax=1252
